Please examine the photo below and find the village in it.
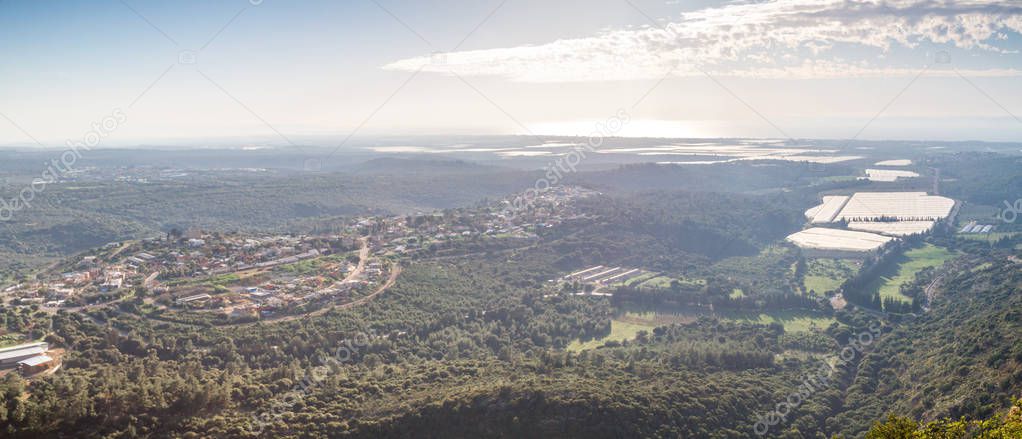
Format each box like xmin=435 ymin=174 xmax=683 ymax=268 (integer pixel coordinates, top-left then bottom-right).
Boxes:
xmin=0 ymin=186 xmax=599 ymax=377
xmin=0 ymin=186 xmax=600 ymax=372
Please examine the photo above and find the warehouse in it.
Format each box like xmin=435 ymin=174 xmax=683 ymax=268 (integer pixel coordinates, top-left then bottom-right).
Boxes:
xmin=0 ymin=342 xmax=49 ymax=366
xmin=18 ymin=355 xmax=55 ymax=375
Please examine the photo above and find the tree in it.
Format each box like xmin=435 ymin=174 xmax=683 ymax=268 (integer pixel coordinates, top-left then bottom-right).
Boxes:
xmin=865 ymin=416 xmax=918 ymax=439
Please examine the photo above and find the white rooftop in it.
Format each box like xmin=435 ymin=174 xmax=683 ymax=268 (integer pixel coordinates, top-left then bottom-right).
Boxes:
xmin=847 ymin=221 xmax=936 ymax=237
xmin=786 ymin=228 xmax=894 ymax=252
xmin=805 ymin=196 xmax=850 ymax=224
xmin=834 ymin=192 xmax=955 ymax=222
xmin=864 ymin=169 xmax=920 ymax=182
xmin=18 ymin=355 xmax=52 ymax=367
xmin=874 ymin=159 xmax=912 ymax=166
xmin=0 ymin=342 xmax=48 ymax=362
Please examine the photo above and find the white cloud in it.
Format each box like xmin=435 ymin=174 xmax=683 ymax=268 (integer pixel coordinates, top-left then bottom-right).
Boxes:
xmin=383 ymin=0 xmax=1022 ymax=81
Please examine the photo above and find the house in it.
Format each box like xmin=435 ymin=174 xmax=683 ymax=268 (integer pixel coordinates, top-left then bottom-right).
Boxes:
xmin=247 ymin=289 xmax=271 ymax=301
xmin=45 ymin=285 xmax=76 ymax=300
xmin=100 ymin=277 xmax=123 ymax=292
xmin=18 ymin=355 xmax=55 ymax=375
xmin=61 ymin=271 xmax=91 ymax=285
xmin=0 ymin=342 xmax=49 ymax=366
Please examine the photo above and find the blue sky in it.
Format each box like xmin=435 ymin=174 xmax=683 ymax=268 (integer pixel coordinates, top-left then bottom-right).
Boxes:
xmin=1 ymin=0 xmax=1021 ymax=147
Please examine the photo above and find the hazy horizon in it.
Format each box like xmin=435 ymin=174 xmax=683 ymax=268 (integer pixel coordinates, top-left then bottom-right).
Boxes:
xmin=3 ymin=0 xmax=1022 ymax=147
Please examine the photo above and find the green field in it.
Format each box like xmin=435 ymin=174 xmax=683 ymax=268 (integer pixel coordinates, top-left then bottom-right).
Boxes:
xmin=616 ymin=305 xmax=836 ymax=334
xmin=638 ymin=275 xmax=705 ymax=290
xmin=956 ymin=203 xmax=1003 ymax=222
xmin=622 ymin=271 xmax=658 ymax=287
xmin=567 ymin=319 xmax=656 ymax=351
xmin=722 ymin=311 xmax=837 ymax=333
xmin=709 ymin=245 xmax=797 ymax=286
xmin=803 ymin=258 xmax=859 ymax=296
xmin=867 ymin=244 xmax=956 ymax=303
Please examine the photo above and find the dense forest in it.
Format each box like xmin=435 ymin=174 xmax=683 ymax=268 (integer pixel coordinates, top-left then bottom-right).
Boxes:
xmin=834 ymin=256 xmax=1022 ymax=437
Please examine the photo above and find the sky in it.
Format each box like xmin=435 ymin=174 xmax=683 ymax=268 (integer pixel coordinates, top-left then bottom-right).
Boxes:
xmin=1 ymin=0 xmax=1021 ymax=147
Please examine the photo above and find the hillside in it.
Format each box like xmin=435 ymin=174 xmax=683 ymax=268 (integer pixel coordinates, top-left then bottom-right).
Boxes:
xmin=834 ymin=256 xmax=1022 ymax=436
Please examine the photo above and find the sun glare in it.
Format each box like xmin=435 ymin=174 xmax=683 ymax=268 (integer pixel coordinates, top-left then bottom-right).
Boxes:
xmin=527 ymin=119 xmax=705 ymax=139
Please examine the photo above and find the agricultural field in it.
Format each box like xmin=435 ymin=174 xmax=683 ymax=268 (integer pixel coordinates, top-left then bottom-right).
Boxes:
xmin=637 ymin=275 xmax=705 ymax=290
xmin=956 ymin=203 xmax=1004 ymax=223
xmin=816 ymin=175 xmax=859 ymax=183
xmin=707 ymin=245 xmax=797 ymax=287
xmin=722 ymin=310 xmax=838 ymax=333
xmin=621 ymin=271 xmax=659 ymax=287
xmin=567 ymin=318 xmax=656 ymax=351
xmin=865 ymin=244 xmax=957 ymax=303
xmin=803 ymin=258 xmax=859 ymax=295
xmin=616 ymin=306 xmax=837 ymax=334
xmin=619 ymin=310 xmax=702 ymax=327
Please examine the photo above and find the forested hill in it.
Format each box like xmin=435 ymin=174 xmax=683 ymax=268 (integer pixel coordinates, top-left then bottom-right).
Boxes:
xmin=833 ymin=256 xmax=1022 ymax=437
xmin=541 ymin=191 xmax=806 ymax=273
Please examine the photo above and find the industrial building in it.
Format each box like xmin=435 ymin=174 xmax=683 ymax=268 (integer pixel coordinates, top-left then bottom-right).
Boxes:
xmin=0 ymin=342 xmax=49 ymax=366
